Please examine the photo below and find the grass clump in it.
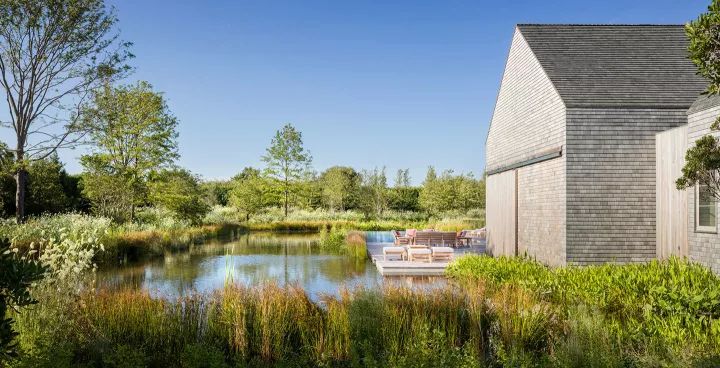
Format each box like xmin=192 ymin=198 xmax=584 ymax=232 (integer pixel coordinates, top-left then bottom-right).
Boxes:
xmin=318 ymin=226 xmax=367 ymax=260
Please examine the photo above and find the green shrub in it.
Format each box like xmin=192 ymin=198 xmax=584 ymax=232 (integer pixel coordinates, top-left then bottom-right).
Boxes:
xmin=448 ymin=255 xmax=720 ymax=363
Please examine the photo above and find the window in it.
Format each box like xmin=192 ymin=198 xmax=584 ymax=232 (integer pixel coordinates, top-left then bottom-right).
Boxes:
xmin=696 ymin=184 xmax=717 ymax=233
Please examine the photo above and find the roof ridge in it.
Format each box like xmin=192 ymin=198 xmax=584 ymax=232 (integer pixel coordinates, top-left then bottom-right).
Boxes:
xmin=516 ymin=23 xmax=684 ymax=27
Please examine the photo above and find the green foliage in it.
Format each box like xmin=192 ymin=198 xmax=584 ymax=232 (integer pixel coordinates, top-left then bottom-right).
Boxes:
xmin=81 ymin=81 xmax=179 ymax=222
xmin=261 ymin=124 xmax=313 ymax=216
xmin=0 ymin=149 xmax=87 ymax=218
xmin=148 ymin=169 xmax=210 ymax=224
xmin=229 ymin=168 xmax=279 ymax=220
xmin=679 ymin=0 xmax=720 ymax=193
xmin=419 ymin=168 xmax=485 ymax=215
xmin=687 ymin=0 xmax=720 ymax=98
xmin=448 ymin=255 xmax=720 ymax=361
xmin=358 ymin=167 xmax=388 ymax=219
xmin=201 ymin=181 xmax=232 ymax=207
xmin=318 ymin=166 xmax=361 ymax=211
xmin=676 ymin=134 xmax=720 ymax=200
xmin=317 ymin=227 xmax=366 ymax=259
xmin=0 ymin=214 xmax=110 ymax=288
xmin=0 ymin=238 xmax=45 ymax=362
xmin=9 ymin=272 xmax=720 ymax=367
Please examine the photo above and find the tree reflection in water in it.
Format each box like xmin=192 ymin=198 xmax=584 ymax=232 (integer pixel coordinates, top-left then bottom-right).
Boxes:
xmin=97 ymin=232 xmax=445 ymax=300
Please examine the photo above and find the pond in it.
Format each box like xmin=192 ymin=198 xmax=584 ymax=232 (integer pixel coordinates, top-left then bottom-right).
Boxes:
xmin=97 ymin=232 xmax=444 ymax=300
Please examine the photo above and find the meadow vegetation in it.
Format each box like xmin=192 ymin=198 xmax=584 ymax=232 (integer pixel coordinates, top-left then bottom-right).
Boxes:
xmin=8 ymin=255 xmax=720 ymax=367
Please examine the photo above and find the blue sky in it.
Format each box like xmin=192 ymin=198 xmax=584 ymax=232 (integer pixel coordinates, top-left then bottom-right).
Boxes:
xmin=2 ymin=0 xmax=712 ymax=184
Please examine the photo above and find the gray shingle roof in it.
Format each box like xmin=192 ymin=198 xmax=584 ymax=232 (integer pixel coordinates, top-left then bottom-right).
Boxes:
xmin=517 ymin=24 xmax=708 ymax=108
xmin=688 ymin=94 xmax=720 ymax=114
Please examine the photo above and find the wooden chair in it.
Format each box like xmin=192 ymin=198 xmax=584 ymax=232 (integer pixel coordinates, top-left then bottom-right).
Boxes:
xmin=393 ymin=230 xmax=411 ymax=245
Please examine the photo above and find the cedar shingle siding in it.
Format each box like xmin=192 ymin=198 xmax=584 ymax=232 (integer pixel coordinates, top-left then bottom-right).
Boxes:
xmin=687 ymin=95 xmax=720 ymax=273
xmin=486 ymin=24 xmax=707 ymax=266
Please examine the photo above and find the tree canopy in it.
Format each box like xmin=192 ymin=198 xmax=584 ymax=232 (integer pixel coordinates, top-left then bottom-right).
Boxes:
xmin=262 ymin=123 xmax=312 ymax=217
xmin=81 ymin=81 xmax=178 ymax=221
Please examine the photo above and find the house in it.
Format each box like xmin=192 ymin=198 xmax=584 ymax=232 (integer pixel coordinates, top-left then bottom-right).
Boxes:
xmin=485 ymin=24 xmax=708 ymax=266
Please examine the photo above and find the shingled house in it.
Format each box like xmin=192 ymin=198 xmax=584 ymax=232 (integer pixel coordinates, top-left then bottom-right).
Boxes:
xmin=485 ymin=25 xmax=708 ymax=266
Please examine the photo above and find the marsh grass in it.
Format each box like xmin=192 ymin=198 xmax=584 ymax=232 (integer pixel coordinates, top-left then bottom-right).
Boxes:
xmin=12 ymin=271 xmax=720 ymax=367
xmin=10 ymin=283 xmax=490 ymax=367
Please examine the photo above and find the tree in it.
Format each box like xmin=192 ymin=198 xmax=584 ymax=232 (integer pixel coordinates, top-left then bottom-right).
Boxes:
xmin=229 ymin=169 xmax=276 ymax=221
xmin=676 ymin=135 xmax=720 ymax=198
xmin=24 ymin=156 xmax=70 ymax=215
xmin=148 ymin=169 xmax=209 ymax=224
xmin=419 ymin=170 xmax=485 ymax=214
xmin=201 ymin=180 xmax=232 ymax=207
xmin=359 ymin=167 xmax=388 ymax=218
xmin=319 ymin=166 xmax=361 ymax=211
xmin=677 ymin=1 xmax=720 ymax=196
xmin=0 ymin=238 xmax=45 ymax=361
xmin=81 ymin=81 xmax=178 ymax=222
xmin=261 ymin=123 xmax=312 ymax=217
xmin=394 ymin=169 xmax=411 ymax=188
xmin=388 ymin=168 xmax=418 ymax=211
xmin=0 ymin=0 xmax=132 ymax=222
xmin=424 ymin=166 xmax=437 ymax=184
xmin=0 ymin=150 xmax=86 ymax=216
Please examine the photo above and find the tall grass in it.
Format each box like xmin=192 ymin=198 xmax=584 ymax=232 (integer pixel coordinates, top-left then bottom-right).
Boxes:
xmin=11 ymin=268 xmax=720 ymax=367
xmin=10 ymin=283 xmax=489 ymax=367
xmin=242 ymin=207 xmax=485 ymax=232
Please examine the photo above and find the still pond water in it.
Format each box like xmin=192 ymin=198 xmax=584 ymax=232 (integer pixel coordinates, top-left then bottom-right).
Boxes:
xmin=97 ymin=232 xmax=443 ymax=300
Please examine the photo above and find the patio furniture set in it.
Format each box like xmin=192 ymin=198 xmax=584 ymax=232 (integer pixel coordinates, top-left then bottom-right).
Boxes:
xmin=382 ymin=229 xmax=482 ymax=262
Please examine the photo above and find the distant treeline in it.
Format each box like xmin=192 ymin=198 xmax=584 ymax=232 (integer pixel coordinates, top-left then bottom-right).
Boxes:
xmin=0 ymin=119 xmax=484 ymax=224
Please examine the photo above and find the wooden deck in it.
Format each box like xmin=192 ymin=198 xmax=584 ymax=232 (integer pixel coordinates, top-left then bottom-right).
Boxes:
xmin=367 ymin=240 xmax=486 ymax=276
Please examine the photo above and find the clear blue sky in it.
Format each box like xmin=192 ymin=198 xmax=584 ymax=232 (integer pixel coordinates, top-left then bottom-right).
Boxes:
xmin=11 ymin=0 xmax=715 ymax=183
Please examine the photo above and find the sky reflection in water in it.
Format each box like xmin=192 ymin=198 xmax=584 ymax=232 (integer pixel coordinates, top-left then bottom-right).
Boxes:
xmin=97 ymin=232 xmax=444 ymax=300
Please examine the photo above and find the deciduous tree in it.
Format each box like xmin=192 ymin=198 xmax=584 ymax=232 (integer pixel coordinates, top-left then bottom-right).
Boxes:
xmin=230 ymin=169 xmax=275 ymax=221
xmin=0 ymin=0 xmax=132 ymax=222
xmin=81 ymin=81 xmax=178 ymax=221
xmin=319 ymin=166 xmax=361 ymax=211
xmin=261 ymin=124 xmax=312 ymax=217
xmin=359 ymin=167 xmax=388 ymax=218
xmin=148 ymin=169 xmax=209 ymax=224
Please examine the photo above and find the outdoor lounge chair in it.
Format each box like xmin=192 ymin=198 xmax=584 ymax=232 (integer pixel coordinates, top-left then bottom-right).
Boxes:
xmin=431 ymin=246 xmax=454 ymax=261
xmin=407 ymin=248 xmax=432 ymax=262
xmin=383 ymin=246 xmax=406 ymax=261
xmin=393 ymin=230 xmax=411 ymax=245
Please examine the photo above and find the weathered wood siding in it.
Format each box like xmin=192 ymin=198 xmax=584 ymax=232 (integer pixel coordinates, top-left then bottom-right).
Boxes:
xmin=565 ymin=108 xmax=689 ymax=264
xmin=655 ymin=125 xmax=688 ymax=259
xmin=517 ymin=156 xmax=567 ymax=266
xmin=486 ymin=170 xmax=516 ymax=257
xmin=485 ymin=27 xmax=567 ymax=265
xmin=486 ymin=28 xmax=566 ymax=171
xmin=687 ymin=102 xmax=720 ymax=273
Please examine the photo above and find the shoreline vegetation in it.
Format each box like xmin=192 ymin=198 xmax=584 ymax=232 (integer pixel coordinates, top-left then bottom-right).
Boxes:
xmin=0 ymin=207 xmax=484 ymax=265
xmin=8 ymin=256 xmax=719 ymax=368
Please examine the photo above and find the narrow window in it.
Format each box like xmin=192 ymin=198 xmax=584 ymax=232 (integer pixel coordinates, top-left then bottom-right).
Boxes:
xmin=696 ymin=184 xmax=717 ymax=233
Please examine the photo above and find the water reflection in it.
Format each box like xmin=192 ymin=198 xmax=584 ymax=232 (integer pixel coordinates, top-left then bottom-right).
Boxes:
xmin=98 ymin=232 xmax=445 ymax=299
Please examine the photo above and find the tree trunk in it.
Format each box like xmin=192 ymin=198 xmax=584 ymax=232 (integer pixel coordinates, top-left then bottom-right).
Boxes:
xmin=15 ymin=153 xmax=27 ymax=224
xmin=284 ymin=190 xmax=289 ymax=217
